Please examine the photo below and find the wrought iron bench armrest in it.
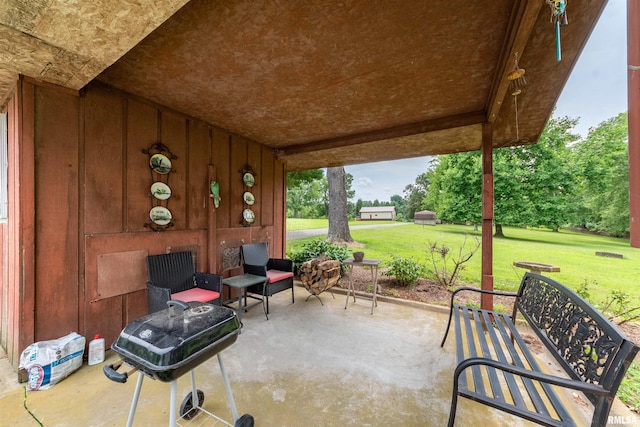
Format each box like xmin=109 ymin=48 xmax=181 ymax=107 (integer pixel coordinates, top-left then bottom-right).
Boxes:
xmin=453 ymin=357 xmax=609 ymax=396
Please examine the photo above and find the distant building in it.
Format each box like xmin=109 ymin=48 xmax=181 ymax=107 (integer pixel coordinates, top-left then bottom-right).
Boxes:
xmin=414 ymin=210 xmax=437 ymax=225
xmin=359 ymin=206 xmax=396 ymax=221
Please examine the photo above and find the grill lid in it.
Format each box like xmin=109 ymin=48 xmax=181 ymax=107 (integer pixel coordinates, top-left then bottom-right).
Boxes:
xmin=112 ymin=302 xmax=239 ymax=370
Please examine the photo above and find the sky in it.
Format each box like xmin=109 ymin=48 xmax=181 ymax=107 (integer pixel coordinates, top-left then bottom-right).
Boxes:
xmin=346 ymin=1 xmax=628 ymax=203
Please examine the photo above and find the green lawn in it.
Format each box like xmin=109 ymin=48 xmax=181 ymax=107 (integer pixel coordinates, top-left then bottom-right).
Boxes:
xmin=287 ymin=221 xmax=640 ymax=306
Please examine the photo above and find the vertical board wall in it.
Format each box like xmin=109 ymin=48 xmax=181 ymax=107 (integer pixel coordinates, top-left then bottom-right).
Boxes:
xmin=1 ymin=79 xmax=286 ymax=369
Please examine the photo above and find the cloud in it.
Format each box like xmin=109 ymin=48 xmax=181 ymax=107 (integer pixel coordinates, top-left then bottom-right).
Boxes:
xmin=356 ymin=177 xmax=373 ymax=187
xmin=346 ymin=157 xmax=431 ymax=202
xmin=553 ymin=1 xmax=627 ymax=137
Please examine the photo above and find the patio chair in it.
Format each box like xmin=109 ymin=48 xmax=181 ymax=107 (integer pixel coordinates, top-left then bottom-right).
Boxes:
xmin=146 ymin=251 xmax=222 ymax=313
xmin=241 ymin=243 xmax=294 ymax=314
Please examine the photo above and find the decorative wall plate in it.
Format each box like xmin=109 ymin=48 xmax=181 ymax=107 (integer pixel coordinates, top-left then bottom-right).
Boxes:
xmin=242 ymin=208 xmax=255 ymax=224
xmin=151 ymin=182 xmax=171 ymax=200
xmin=243 ymin=172 xmax=255 ymax=187
xmin=150 ymin=206 xmax=172 ymax=225
xmin=243 ymin=191 xmax=255 ymax=205
xmin=150 ymin=154 xmax=172 ymax=174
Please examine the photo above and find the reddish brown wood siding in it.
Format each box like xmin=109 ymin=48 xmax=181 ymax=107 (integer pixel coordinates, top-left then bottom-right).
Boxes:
xmin=4 ymin=79 xmax=37 ymax=369
xmin=1 ymin=80 xmax=286 ymax=369
xmin=34 ymin=83 xmax=81 ymax=340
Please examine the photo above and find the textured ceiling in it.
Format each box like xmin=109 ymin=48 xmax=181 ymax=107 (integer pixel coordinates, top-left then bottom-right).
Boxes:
xmin=1 ymin=0 xmax=607 ymax=171
xmin=0 ymin=0 xmax=189 ymax=97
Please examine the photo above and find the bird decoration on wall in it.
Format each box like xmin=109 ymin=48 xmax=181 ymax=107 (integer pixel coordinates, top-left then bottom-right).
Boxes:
xmin=209 ymin=180 xmax=221 ymax=208
xmin=546 ymin=0 xmax=568 ymax=61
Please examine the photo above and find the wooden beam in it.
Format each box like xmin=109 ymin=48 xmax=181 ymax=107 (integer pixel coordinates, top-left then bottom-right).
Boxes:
xmin=481 ymin=122 xmax=494 ymax=310
xmin=629 ymin=0 xmax=640 ymax=247
xmin=485 ymin=0 xmax=543 ymax=123
xmin=276 ymin=110 xmax=485 ymax=158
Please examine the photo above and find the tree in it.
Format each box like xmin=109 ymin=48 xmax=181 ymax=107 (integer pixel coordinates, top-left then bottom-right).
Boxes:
xmin=286 ymin=180 xmax=322 ymax=218
xmin=286 ymin=169 xmax=324 ymax=188
xmin=286 ymin=169 xmax=325 ymax=218
xmin=404 ymin=171 xmax=431 ymax=219
xmin=521 ymin=116 xmax=578 ymax=231
xmin=425 ymin=116 xmax=579 ymax=236
xmin=322 ymin=172 xmax=355 ymax=218
xmin=570 ymin=113 xmax=629 ymax=236
xmin=326 ymin=166 xmax=354 ymax=243
xmin=425 ymin=153 xmax=482 ymax=225
xmin=390 ymin=194 xmax=407 ymax=220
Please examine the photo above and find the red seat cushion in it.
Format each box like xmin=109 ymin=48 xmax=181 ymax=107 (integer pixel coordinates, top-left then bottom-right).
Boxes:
xmin=266 ymin=269 xmax=294 ymax=284
xmin=171 ymin=288 xmax=220 ymax=303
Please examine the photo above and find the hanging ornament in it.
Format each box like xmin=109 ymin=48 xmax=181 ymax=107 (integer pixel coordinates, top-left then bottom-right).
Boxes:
xmin=507 ymin=53 xmax=526 ymax=96
xmin=505 ymin=53 xmax=529 ymax=145
xmin=546 ymin=0 xmax=568 ymax=61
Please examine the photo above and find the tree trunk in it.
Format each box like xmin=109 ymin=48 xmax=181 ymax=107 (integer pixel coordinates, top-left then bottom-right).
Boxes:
xmin=494 ymin=223 xmax=504 ymax=237
xmin=326 ymin=166 xmax=353 ymax=243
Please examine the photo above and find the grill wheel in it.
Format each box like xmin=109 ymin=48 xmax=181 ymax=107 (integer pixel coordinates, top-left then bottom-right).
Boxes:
xmin=179 ymin=389 xmax=204 ymax=420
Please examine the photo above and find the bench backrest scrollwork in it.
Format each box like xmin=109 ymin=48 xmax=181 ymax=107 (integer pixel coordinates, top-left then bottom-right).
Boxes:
xmin=515 ymin=273 xmax=639 ymax=406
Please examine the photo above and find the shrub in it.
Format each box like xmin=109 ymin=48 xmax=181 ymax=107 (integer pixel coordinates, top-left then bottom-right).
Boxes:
xmin=427 ymin=235 xmax=480 ymax=288
xmin=287 ymin=239 xmax=350 ymax=274
xmin=382 ymin=255 xmax=426 ymax=287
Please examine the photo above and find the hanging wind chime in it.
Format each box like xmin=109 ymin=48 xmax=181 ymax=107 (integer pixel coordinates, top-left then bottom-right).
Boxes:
xmin=507 ymin=53 xmax=528 ymax=144
xmin=546 ymin=0 xmax=568 ymax=61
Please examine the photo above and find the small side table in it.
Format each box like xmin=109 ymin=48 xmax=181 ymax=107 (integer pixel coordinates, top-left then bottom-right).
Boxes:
xmin=222 ymin=274 xmax=268 ymax=323
xmin=343 ymin=258 xmax=381 ymax=314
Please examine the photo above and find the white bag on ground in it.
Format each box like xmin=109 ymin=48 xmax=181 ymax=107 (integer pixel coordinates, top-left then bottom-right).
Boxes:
xmin=19 ymin=332 xmax=86 ymax=390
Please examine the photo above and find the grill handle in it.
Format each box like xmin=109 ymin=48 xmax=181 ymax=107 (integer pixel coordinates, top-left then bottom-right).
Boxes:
xmin=167 ymin=300 xmax=190 ymax=317
xmin=103 ymin=360 xmax=137 ymax=383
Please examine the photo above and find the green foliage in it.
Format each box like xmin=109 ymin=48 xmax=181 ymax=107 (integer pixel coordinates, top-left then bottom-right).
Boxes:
xmin=493 ymin=304 xmax=510 ymax=314
xmin=618 ymin=362 xmax=640 ymax=413
xmin=575 ymin=279 xmax=593 ymax=302
xmin=403 ymin=170 xmax=432 ymax=219
xmin=286 ymin=169 xmax=324 ymax=188
xmin=382 ymin=255 xmax=426 ymax=287
xmin=287 ymin=239 xmax=350 ymax=274
xmin=286 ymin=169 xmax=355 ymax=219
xmin=569 ymin=112 xmax=629 ymax=236
xmin=286 ymin=179 xmax=324 ymax=218
xmin=426 ymin=117 xmax=579 ymax=234
xmin=425 ymin=153 xmax=482 ymax=225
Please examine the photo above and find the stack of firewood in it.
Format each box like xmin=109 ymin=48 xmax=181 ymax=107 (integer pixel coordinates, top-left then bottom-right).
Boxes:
xmin=299 ymin=254 xmax=341 ymax=296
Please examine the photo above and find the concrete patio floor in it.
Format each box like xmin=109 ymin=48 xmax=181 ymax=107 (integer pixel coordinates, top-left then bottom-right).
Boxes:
xmin=0 ymin=285 xmax=634 ymax=426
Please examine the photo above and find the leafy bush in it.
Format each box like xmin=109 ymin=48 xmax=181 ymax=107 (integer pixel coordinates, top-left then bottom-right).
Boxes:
xmin=382 ymin=255 xmax=426 ymax=287
xmin=287 ymin=239 xmax=350 ymax=274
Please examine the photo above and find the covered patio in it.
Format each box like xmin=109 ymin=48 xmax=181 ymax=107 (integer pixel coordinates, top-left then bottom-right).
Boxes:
xmin=0 ymin=0 xmax=632 ymax=392
xmin=0 ymin=286 xmax=634 ymax=426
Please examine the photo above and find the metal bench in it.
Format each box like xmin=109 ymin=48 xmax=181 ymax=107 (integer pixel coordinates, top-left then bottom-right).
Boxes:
xmin=441 ymin=272 xmax=639 ymax=427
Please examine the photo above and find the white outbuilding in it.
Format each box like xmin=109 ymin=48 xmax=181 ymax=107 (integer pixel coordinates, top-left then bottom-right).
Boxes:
xmin=359 ymin=206 xmax=396 ymax=221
